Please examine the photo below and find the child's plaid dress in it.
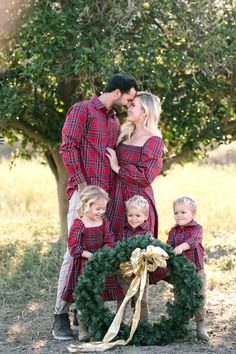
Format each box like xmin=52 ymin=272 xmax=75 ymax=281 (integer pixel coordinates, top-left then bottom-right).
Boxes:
xmin=61 ymin=217 xmax=123 ymax=303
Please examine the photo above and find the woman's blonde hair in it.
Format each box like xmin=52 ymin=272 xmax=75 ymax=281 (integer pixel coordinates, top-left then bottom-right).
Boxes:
xmin=125 ymin=195 xmax=149 ymax=216
xmin=76 ymin=185 xmax=109 ymax=219
xmin=117 ymin=91 xmax=162 ymax=145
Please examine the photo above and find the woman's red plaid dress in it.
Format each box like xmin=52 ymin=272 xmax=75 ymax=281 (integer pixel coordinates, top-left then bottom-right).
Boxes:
xmin=107 ymin=136 xmax=164 ymax=237
xmin=61 ymin=217 xmax=123 ymax=303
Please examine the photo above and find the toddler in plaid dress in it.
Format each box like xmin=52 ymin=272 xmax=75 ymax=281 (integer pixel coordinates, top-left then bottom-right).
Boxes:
xmin=116 ymin=195 xmax=152 ymax=322
xmin=154 ymin=196 xmax=209 ymax=341
xmin=54 ymin=186 xmax=123 ymax=342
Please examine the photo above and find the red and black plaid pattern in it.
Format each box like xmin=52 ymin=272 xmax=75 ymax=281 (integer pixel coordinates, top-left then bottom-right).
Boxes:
xmin=60 ymin=95 xmax=120 ymax=199
xmin=116 ymin=220 xmax=152 ymax=242
xmin=61 ymin=217 xmax=123 ymax=302
xmin=106 ymin=136 xmax=164 ymax=237
xmin=149 ymin=266 xmax=168 ymax=285
xmin=167 ymin=220 xmax=204 ymax=271
xmin=149 ymin=220 xmax=205 ymax=284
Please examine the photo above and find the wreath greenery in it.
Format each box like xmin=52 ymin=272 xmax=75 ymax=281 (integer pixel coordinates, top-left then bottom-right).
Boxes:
xmin=74 ymin=235 xmax=202 ymax=346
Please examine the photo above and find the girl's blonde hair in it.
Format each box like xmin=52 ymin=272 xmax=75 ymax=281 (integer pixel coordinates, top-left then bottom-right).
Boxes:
xmin=173 ymin=195 xmax=197 ymax=212
xmin=76 ymin=185 xmax=109 ymax=219
xmin=125 ymin=195 xmax=149 ymax=215
xmin=117 ymin=91 xmax=162 ymax=145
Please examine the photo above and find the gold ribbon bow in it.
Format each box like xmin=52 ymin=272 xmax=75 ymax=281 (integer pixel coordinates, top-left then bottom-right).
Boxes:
xmin=68 ymin=245 xmax=169 ymax=353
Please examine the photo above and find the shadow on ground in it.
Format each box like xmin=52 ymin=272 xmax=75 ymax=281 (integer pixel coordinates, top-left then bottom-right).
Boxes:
xmin=0 ymin=238 xmax=235 ymax=354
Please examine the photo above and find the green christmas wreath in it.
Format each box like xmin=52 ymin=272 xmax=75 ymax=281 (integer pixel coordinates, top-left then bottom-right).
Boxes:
xmin=74 ymin=235 xmax=202 ymax=346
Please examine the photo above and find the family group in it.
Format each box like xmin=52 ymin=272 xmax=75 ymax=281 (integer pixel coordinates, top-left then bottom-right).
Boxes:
xmin=52 ymin=73 xmax=209 ymax=343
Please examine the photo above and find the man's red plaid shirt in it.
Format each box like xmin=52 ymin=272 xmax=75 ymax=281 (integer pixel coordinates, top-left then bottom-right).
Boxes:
xmin=60 ymin=95 xmax=120 ymax=199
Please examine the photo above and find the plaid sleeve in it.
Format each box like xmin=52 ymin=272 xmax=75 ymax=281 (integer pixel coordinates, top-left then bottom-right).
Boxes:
xmin=118 ymin=136 xmax=164 ymax=187
xmin=67 ymin=219 xmax=86 ymax=257
xmin=60 ymin=102 xmax=88 ymax=187
xmin=166 ymin=228 xmax=175 ymax=247
xmin=103 ymin=217 xmax=115 ymax=248
xmin=185 ymin=225 xmax=203 ymax=249
xmin=116 ymin=228 xmax=124 ymax=243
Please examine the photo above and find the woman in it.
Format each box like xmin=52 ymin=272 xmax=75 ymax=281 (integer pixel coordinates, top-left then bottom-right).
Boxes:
xmin=106 ymin=91 xmax=164 ymax=238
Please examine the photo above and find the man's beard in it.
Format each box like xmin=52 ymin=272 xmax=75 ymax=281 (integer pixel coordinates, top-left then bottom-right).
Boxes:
xmin=112 ymin=104 xmax=121 ymax=114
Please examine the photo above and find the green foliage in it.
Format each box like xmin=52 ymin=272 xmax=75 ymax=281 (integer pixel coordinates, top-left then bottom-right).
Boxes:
xmin=0 ymin=0 xmax=235 ymax=161
xmin=74 ymin=235 xmax=202 ymax=345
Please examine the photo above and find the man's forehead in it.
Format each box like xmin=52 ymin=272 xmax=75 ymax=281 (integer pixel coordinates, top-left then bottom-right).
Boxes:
xmin=127 ymin=87 xmax=137 ymax=100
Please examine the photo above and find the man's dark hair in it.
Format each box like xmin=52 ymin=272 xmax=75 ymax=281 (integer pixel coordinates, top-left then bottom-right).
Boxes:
xmin=104 ymin=73 xmax=138 ymax=94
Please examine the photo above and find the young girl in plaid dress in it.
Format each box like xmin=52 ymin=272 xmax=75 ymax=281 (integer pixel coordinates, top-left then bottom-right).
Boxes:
xmin=106 ymin=91 xmax=164 ymax=238
xmin=60 ymin=186 xmax=123 ymax=342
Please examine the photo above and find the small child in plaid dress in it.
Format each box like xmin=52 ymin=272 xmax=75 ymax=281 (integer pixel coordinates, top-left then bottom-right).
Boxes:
xmin=154 ymin=195 xmax=209 ymax=341
xmin=59 ymin=186 xmax=123 ymax=342
xmin=116 ymin=195 xmax=151 ymax=322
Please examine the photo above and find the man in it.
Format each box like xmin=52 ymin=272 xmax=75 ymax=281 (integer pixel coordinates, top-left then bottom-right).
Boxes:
xmin=52 ymin=73 xmax=138 ymax=340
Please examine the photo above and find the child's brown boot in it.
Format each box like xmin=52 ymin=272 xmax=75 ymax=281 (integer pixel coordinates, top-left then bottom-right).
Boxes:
xmin=78 ymin=320 xmax=91 ymax=342
xmin=196 ymin=320 xmax=209 ymax=341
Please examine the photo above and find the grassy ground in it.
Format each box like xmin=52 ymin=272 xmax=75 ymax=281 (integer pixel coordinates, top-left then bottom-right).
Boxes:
xmin=0 ymin=149 xmax=236 ymax=353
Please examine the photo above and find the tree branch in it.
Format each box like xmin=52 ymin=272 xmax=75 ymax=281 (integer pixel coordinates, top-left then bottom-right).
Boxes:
xmin=154 ymin=18 xmax=170 ymax=40
xmin=162 ymin=115 xmax=236 ymax=174
xmin=9 ymin=120 xmax=49 ymax=146
xmin=223 ymin=121 xmax=236 ymax=135
xmin=59 ymin=0 xmax=71 ymax=10
xmin=162 ymin=147 xmax=191 ymax=173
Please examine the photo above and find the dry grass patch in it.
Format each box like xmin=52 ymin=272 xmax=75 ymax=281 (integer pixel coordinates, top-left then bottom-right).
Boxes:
xmin=0 ymin=157 xmax=236 ymax=353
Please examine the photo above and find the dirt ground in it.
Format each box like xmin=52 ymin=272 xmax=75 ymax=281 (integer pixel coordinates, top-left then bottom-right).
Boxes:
xmin=1 ymin=275 xmax=235 ymax=354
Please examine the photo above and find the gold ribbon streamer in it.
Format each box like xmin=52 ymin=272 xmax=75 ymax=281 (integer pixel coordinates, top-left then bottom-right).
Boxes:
xmin=68 ymin=245 xmax=169 ymax=353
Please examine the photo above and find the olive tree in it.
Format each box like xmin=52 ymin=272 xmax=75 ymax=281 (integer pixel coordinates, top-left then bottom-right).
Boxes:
xmin=1 ymin=0 xmax=235 ymax=237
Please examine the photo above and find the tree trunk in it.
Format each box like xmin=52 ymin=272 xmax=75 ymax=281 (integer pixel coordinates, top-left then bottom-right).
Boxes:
xmin=57 ymin=163 xmax=69 ymax=239
xmin=45 ymin=147 xmax=68 ymax=239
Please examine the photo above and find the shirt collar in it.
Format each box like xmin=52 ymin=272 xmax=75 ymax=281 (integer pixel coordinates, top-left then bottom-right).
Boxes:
xmin=91 ymin=95 xmax=116 ymax=119
xmin=172 ymin=219 xmax=198 ymax=229
xmin=91 ymin=95 xmax=106 ymax=110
